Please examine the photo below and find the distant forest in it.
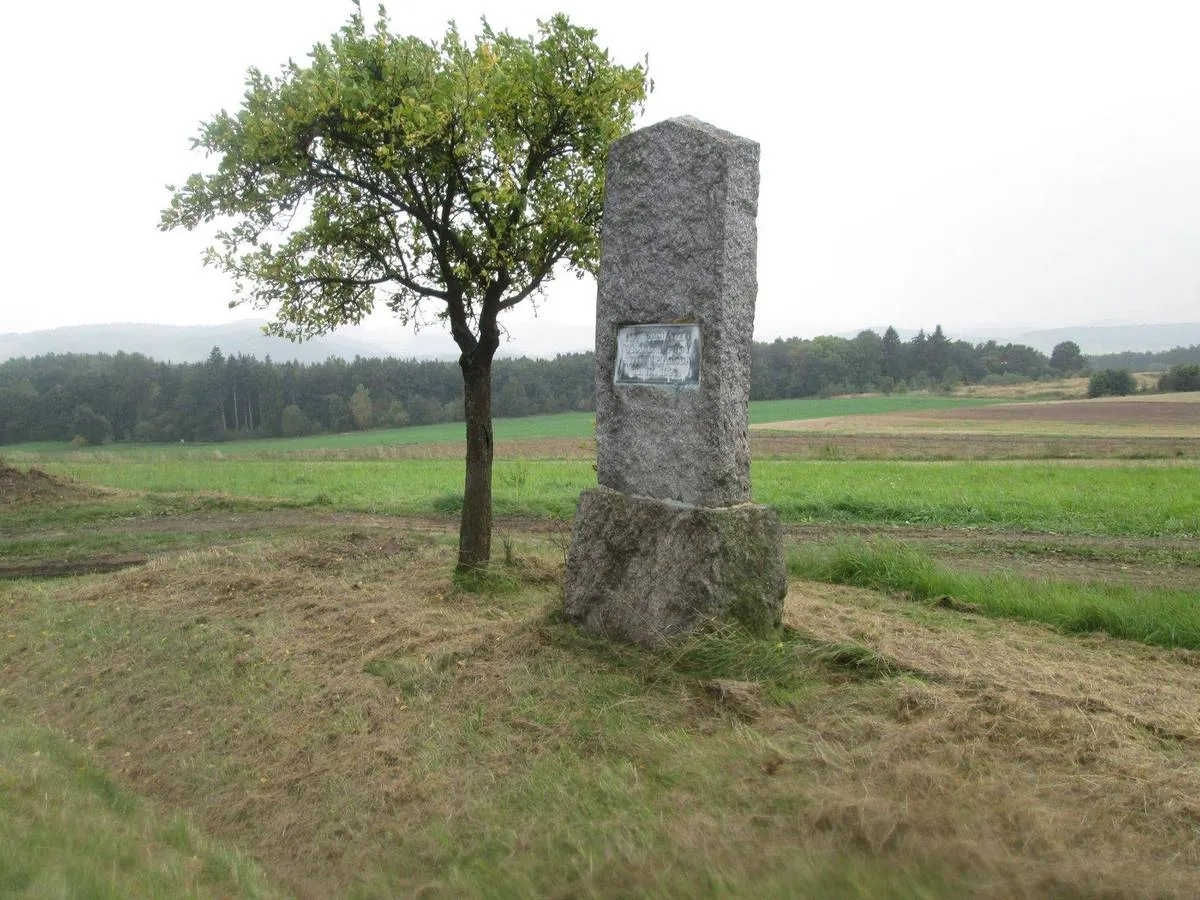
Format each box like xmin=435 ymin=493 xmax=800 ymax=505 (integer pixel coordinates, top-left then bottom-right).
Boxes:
xmin=2 ymin=326 xmax=1198 ymax=446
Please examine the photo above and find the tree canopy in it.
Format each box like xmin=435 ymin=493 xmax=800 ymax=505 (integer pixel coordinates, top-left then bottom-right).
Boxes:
xmin=162 ymin=6 xmax=646 ymax=346
xmin=161 ymin=5 xmax=648 ymax=569
xmin=1050 ymin=340 xmax=1086 ymax=374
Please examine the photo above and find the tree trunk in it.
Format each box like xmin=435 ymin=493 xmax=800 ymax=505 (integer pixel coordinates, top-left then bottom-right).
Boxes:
xmin=458 ymin=358 xmax=494 ymax=571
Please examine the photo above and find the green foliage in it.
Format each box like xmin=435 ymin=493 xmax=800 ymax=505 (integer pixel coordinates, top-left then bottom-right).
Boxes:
xmin=280 ymin=403 xmax=316 ymax=437
xmin=1087 ymin=343 xmax=1200 ymax=372
xmin=1157 ymin=363 xmax=1200 ymax=393
xmin=349 ymin=383 xmax=373 ymax=429
xmin=160 ymin=5 xmax=647 ymax=568
xmin=750 ymin=329 xmax=1050 ymax=400
xmin=1049 ymin=340 xmax=1085 ymax=373
xmin=1087 ymin=368 xmax=1136 ymax=398
xmin=790 ymin=539 xmax=1200 ymax=649
xmin=378 ymin=398 xmax=409 ymax=428
xmin=161 ymin=8 xmax=647 ymax=349
xmin=1 ymin=347 xmax=1003 ymax=448
xmin=70 ymin=405 xmax=112 ymax=446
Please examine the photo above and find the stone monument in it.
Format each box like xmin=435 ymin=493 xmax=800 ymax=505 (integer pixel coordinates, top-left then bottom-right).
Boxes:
xmin=564 ymin=116 xmax=787 ymax=647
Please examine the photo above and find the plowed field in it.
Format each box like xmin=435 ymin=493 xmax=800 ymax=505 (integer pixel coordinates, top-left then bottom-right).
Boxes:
xmin=756 ymin=391 xmax=1200 ymax=443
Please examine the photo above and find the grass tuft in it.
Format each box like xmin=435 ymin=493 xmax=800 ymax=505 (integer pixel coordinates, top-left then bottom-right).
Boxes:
xmin=790 ymin=538 xmax=1200 ymax=650
xmin=666 ymin=623 xmax=807 ymax=687
xmin=432 ymin=491 xmax=464 ymax=514
xmin=452 ymin=565 xmax=521 ymax=596
xmin=803 ymin=640 xmax=898 ymax=678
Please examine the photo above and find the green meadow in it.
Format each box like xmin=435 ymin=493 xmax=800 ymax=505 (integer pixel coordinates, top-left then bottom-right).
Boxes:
xmin=16 ymin=457 xmax=1195 ymax=539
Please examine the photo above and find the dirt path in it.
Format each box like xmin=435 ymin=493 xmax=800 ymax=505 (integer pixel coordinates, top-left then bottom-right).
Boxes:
xmin=7 ymin=506 xmax=1197 ymax=588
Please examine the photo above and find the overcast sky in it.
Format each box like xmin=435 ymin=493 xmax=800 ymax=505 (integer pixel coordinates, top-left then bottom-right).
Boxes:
xmin=3 ymin=0 xmax=1199 ymax=349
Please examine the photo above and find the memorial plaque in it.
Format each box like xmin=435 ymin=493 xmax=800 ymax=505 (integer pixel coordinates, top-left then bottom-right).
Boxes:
xmin=566 ymin=117 xmax=785 ymax=647
xmin=614 ymin=324 xmax=701 ymax=386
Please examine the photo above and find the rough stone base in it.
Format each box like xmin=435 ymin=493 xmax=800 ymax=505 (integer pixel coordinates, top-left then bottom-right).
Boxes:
xmin=564 ymin=487 xmax=787 ymax=647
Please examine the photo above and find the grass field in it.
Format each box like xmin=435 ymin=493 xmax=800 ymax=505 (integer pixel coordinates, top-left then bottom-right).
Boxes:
xmin=13 ymin=457 xmax=1194 ymax=538
xmin=2 ymin=390 xmax=1198 ymax=897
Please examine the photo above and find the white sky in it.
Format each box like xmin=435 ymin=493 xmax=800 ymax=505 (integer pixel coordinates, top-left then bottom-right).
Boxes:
xmin=3 ymin=0 xmax=1199 ymax=348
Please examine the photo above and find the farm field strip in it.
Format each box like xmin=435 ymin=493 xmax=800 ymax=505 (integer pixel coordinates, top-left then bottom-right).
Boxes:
xmin=0 ymin=395 xmax=1011 ymax=462
xmin=758 ymin=416 xmax=1200 ymax=438
xmin=756 ymin=393 xmax=1200 ymax=438
xmin=750 ymin=431 xmax=1199 ymax=461
xmin=24 ymin=457 xmax=1198 ymax=538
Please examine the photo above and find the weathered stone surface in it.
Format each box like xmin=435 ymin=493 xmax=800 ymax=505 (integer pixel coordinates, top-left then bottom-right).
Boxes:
xmin=565 ymin=116 xmax=782 ymax=647
xmin=564 ymin=488 xmax=787 ymax=647
xmin=594 ymin=116 xmax=761 ymax=507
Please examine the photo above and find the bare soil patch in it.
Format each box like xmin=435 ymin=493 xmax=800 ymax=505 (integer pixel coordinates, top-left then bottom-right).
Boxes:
xmin=0 ymin=460 xmax=94 ymax=505
xmin=928 ymin=394 xmax=1200 ymax=425
xmin=758 ymin=393 xmax=1200 ymax=441
xmin=751 ymin=431 xmax=1199 ymax=459
xmin=0 ymin=554 xmax=148 ymax=580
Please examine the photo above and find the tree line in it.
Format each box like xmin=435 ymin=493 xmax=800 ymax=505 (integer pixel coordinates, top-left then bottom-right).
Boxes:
xmin=0 ymin=348 xmax=594 ymax=446
xmin=2 ymin=327 xmax=1197 ymax=447
xmin=1085 ymin=345 xmax=1200 ymax=372
xmin=751 ymin=326 xmax=1077 ymax=399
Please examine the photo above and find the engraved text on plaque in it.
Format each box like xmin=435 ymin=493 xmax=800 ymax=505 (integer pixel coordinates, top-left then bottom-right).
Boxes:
xmin=614 ymin=324 xmax=701 ymax=386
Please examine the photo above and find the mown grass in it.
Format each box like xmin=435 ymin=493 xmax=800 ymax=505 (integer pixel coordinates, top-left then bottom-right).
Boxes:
xmin=0 ymin=718 xmax=277 ymax=898
xmin=3 ymin=494 xmax=1198 ymax=895
xmin=790 ymin=539 xmax=1200 ymax=650
xmin=0 ymin=536 xmax=974 ymax=898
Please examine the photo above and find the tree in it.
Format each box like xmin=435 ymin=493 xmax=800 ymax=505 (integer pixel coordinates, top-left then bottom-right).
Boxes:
xmin=70 ymin=404 xmax=112 ymax=446
xmin=880 ymin=326 xmax=903 ymax=381
xmin=280 ymin=403 xmax=316 ymax=437
xmin=349 ymin=383 xmax=373 ymax=429
xmin=1087 ymin=369 xmax=1136 ymax=398
xmin=162 ymin=6 xmax=648 ymax=570
xmin=1158 ymin=363 xmax=1200 ymax=393
xmin=1050 ymin=340 xmax=1085 ymax=374
xmin=926 ymin=325 xmax=950 ymax=381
